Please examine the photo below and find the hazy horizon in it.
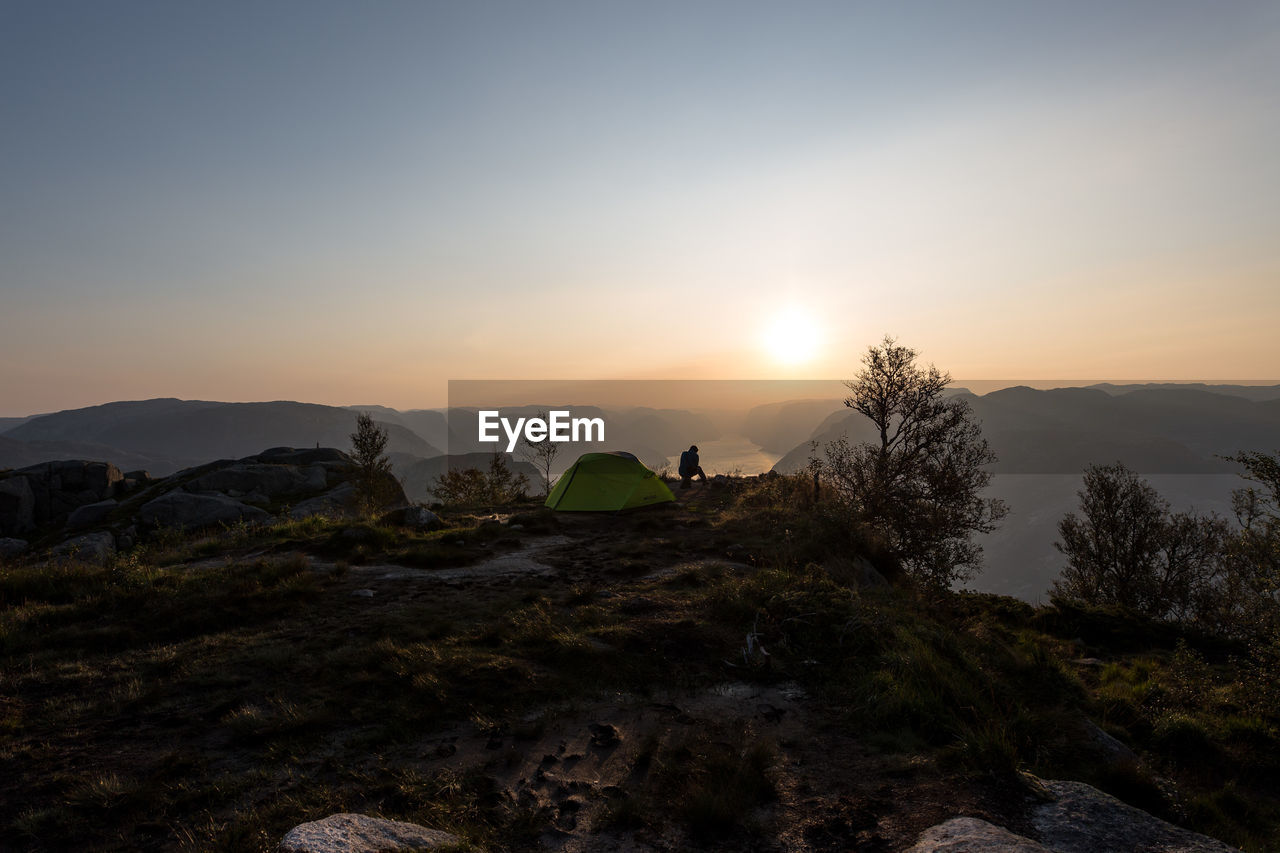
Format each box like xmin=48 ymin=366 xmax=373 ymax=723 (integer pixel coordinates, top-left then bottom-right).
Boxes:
xmin=4 ymin=377 xmax=1280 ymax=419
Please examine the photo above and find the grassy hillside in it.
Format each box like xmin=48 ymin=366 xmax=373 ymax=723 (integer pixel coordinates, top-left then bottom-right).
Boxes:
xmin=2 ymin=478 xmax=1277 ymax=851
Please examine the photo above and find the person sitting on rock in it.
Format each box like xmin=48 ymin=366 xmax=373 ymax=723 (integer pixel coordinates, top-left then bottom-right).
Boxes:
xmin=678 ymin=444 xmax=707 ymax=489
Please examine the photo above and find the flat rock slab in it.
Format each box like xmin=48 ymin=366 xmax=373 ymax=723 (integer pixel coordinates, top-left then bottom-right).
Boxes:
xmin=279 ymin=812 xmax=463 ymax=852
xmin=904 ymin=817 xmax=1050 ymax=852
xmin=50 ymin=531 xmax=116 ymax=566
xmin=1034 ymin=780 xmax=1238 ymax=853
xmin=139 ymin=491 xmax=270 ymax=529
xmin=907 ymin=779 xmax=1239 ymax=853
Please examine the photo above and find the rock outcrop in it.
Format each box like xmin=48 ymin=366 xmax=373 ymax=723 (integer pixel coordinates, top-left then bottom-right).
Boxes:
xmin=1033 ymin=779 xmax=1237 ymax=852
xmin=288 ymin=483 xmax=356 ymax=520
xmin=4 ymin=446 xmax=412 ymax=558
xmin=380 ymin=504 xmax=443 ymax=530
xmin=0 ymin=537 xmax=29 ymax=559
xmin=278 ymin=813 xmax=463 ymax=852
xmin=186 ymin=463 xmax=329 ymax=500
xmin=906 ymin=777 xmax=1239 ymax=853
xmin=50 ymin=531 xmax=116 ymax=566
xmin=0 ymin=460 xmax=126 ymax=535
xmin=138 ymin=492 xmax=271 ymax=530
xmin=66 ymin=499 xmax=118 ymax=530
xmin=905 ymin=817 xmax=1049 ymax=852
xmin=0 ymin=475 xmax=36 ymax=535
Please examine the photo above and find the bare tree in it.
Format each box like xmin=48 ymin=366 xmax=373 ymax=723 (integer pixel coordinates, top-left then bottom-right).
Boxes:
xmin=518 ymin=409 xmax=562 ymax=496
xmin=813 ymin=336 xmax=1005 ymax=589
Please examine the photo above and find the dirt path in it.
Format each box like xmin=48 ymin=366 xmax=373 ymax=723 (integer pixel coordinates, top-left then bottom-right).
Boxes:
xmin=338 ymin=534 xmax=575 ymax=585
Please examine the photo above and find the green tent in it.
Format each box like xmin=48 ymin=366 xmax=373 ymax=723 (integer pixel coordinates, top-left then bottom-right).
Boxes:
xmin=545 ymin=451 xmax=675 ymax=511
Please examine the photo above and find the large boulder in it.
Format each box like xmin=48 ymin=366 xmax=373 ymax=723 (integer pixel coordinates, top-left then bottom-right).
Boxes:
xmin=139 ymin=491 xmax=270 ymax=530
xmin=0 ymin=537 xmax=29 ymax=560
xmin=905 ymin=817 xmax=1049 ymax=852
xmin=256 ymin=447 xmax=351 ymax=466
xmin=1033 ymin=780 xmax=1237 ymax=852
xmin=66 ymin=499 xmax=118 ymax=530
xmin=18 ymin=459 xmax=124 ymax=500
xmin=907 ymin=778 xmax=1238 ymax=853
xmin=50 ymin=531 xmax=116 ymax=566
xmin=380 ymin=505 xmax=443 ymax=530
xmin=278 ymin=813 xmax=463 ymax=852
xmin=1 ymin=461 xmax=125 ymax=533
xmin=186 ymin=464 xmax=325 ymax=498
xmin=288 ymin=483 xmax=356 ymax=519
xmin=1079 ymin=718 xmax=1138 ymax=766
xmin=0 ymin=475 xmax=36 ymax=535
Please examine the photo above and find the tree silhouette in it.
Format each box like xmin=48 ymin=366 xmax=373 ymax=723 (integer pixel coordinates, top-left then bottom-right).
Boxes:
xmin=350 ymin=412 xmax=395 ymax=515
xmin=814 ymin=336 xmax=1005 ymax=589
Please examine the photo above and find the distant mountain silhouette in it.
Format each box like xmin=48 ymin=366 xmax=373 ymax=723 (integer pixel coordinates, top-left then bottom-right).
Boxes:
xmin=5 ymin=399 xmax=440 ymax=472
xmin=345 ymin=405 xmax=449 ymax=450
xmin=2 ymin=399 xmax=714 ymax=487
xmin=773 ymin=386 xmax=1280 ymax=474
xmin=0 ymin=435 xmax=200 ymax=475
xmin=0 ymin=416 xmax=37 ymax=433
xmin=743 ymin=399 xmax=846 ymax=453
xmin=1088 ymin=382 xmax=1280 ymax=401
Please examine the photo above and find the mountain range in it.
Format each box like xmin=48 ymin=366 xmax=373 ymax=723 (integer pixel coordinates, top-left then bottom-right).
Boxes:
xmin=769 ymin=386 xmax=1280 ymax=474
xmin=5 ymin=385 xmax=1277 ymax=589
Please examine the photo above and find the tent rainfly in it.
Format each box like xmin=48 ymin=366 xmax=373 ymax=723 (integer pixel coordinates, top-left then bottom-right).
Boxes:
xmin=544 ymin=451 xmax=675 ymax=511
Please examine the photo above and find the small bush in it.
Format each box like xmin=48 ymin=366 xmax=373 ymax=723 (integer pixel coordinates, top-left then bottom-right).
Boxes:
xmin=1152 ymin=713 xmax=1218 ymax=767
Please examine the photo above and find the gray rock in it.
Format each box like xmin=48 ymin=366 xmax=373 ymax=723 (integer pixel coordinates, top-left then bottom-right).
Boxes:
xmin=186 ymin=464 xmax=316 ymax=498
xmin=66 ymin=499 xmax=118 ymax=529
xmin=51 ymin=531 xmax=116 ymax=566
xmin=907 ymin=778 xmax=1239 ymax=853
xmin=289 ymin=483 xmax=356 ymax=519
xmin=139 ymin=491 xmax=270 ymax=531
xmin=905 ymin=817 xmax=1050 ymax=852
xmin=0 ymin=537 xmax=29 ymax=559
xmin=256 ymin=447 xmax=351 ymax=466
xmin=0 ymin=475 xmax=36 ymax=535
xmin=381 ymin=504 xmax=443 ymax=530
xmin=1034 ymin=779 xmax=1238 ymax=852
xmin=302 ymin=464 xmax=327 ymax=490
xmin=1081 ymin=718 xmax=1138 ymax=765
xmin=17 ymin=459 xmax=124 ymax=500
xmin=403 ymin=505 xmax=442 ymax=529
xmin=2 ymin=461 xmax=125 ymax=534
xmin=278 ymin=812 xmax=462 ymax=852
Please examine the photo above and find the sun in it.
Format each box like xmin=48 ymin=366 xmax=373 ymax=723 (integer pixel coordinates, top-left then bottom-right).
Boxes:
xmin=762 ymin=306 xmax=821 ymax=366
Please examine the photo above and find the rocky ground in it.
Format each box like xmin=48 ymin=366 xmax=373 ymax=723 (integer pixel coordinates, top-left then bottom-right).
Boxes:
xmin=0 ymin=470 xmax=1268 ymax=850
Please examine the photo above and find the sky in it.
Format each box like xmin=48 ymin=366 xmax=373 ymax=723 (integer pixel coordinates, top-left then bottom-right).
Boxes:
xmin=2 ymin=0 xmax=1277 ymax=415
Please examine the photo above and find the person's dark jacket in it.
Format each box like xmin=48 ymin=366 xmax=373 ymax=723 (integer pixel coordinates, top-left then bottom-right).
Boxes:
xmin=679 ymin=449 xmax=699 ymax=477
